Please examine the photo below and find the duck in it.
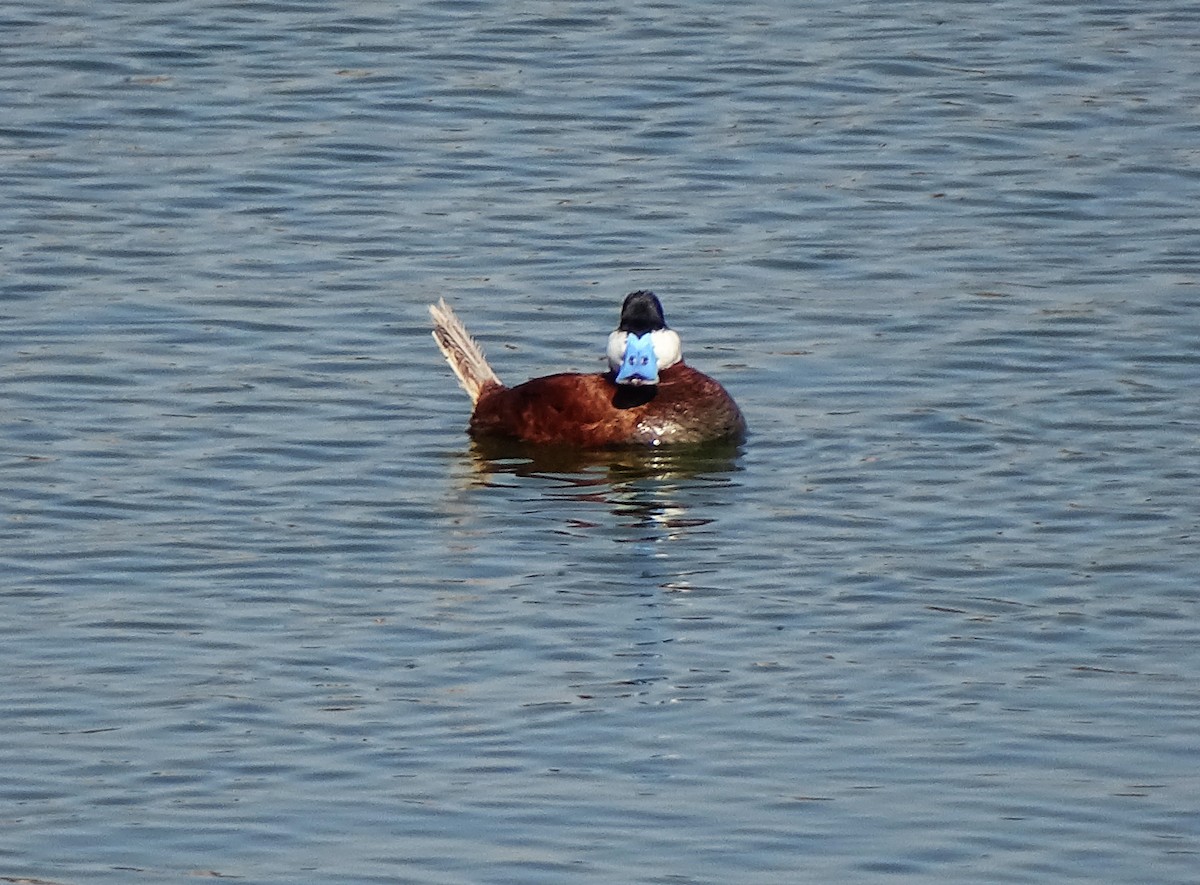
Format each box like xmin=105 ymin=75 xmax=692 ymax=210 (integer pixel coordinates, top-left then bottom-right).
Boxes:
xmin=429 ymin=290 xmax=746 ymax=448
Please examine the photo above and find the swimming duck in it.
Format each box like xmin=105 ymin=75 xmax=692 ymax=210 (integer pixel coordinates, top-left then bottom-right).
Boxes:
xmin=429 ymin=290 xmax=746 ymax=447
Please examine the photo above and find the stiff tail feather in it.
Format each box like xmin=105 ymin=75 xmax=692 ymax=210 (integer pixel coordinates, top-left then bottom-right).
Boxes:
xmin=429 ymin=298 xmax=502 ymax=404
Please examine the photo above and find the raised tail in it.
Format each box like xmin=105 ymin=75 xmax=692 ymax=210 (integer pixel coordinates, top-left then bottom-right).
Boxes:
xmin=429 ymin=298 xmax=503 ymax=404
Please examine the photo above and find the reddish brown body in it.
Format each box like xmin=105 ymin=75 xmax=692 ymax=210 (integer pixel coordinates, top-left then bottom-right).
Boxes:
xmin=468 ymin=363 xmax=746 ymax=447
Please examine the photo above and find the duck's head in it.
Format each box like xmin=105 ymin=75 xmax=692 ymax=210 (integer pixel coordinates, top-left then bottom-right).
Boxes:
xmin=606 ymin=290 xmax=683 ymax=386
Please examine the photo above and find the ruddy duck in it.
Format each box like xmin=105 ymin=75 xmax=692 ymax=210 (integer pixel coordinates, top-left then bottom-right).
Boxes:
xmin=430 ymin=291 xmax=746 ymax=447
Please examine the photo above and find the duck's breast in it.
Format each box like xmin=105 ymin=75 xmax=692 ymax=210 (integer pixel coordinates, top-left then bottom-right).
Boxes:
xmin=469 ymin=364 xmax=744 ymax=447
xmin=631 ymin=363 xmax=746 ymax=445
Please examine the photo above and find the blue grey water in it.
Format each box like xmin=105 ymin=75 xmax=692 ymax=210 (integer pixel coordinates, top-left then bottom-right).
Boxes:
xmin=2 ymin=1 xmax=1198 ymax=882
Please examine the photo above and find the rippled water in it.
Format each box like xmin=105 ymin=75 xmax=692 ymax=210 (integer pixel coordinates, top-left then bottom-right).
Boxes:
xmin=3 ymin=1 xmax=1199 ymax=883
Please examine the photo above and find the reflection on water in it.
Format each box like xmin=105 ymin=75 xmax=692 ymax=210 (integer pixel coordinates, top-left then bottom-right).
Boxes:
xmin=466 ymin=436 xmax=746 ymax=481
xmin=461 ymin=438 xmax=746 ymax=592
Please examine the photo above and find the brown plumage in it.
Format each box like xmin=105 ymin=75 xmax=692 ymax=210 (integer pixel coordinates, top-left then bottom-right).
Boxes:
xmin=430 ymin=294 xmax=746 ymax=448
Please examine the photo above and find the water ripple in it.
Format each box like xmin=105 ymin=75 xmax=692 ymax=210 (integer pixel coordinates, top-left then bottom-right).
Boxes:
xmin=2 ymin=0 xmax=1200 ymax=883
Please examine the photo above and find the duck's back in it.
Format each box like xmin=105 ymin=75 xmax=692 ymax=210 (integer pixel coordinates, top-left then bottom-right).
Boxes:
xmin=470 ymin=363 xmax=745 ymax=447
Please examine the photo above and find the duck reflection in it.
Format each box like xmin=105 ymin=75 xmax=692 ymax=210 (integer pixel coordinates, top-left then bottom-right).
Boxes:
xmin=444 ymin=440 xmax=745 ymax=702
xmin=467 ymin=436 xmax=744 ymax=483
xmin=461 ymin=437 xmax=744 ymax=560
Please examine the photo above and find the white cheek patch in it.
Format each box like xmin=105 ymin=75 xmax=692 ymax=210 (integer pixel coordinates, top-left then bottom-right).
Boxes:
xmin=651 ymin=329 xmax=682 ymax=370
xmin=606 ymin=331 xmax=628 ymax=373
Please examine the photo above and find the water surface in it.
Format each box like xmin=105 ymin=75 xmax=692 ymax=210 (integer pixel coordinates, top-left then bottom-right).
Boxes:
xmin=2 ymin=1 xmax=1199 ymax=883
